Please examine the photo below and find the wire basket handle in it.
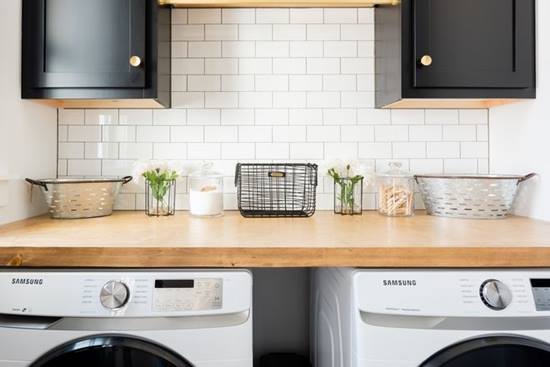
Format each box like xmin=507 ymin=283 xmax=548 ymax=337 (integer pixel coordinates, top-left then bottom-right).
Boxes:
xmin=518 ymin=172 xmax=536 ymax=183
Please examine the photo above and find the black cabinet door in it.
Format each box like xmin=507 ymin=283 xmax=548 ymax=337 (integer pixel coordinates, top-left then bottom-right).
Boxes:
xmin=23 ymin=0 xmax=146 ymax=89
xmin=413 ymin=0 xmax=535 ymax=89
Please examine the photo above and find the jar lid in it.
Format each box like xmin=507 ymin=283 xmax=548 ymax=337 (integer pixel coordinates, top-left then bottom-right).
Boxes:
xmin=377 ymin=161 xmax=413 ymax=178
xmin=189 ymin=162 xmax=222 ymax=178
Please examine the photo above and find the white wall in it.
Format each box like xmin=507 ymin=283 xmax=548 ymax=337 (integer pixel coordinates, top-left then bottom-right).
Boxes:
xmin=0 ymin=1 xmax=57 ymax=225
xmin=489 ymin=0 xmax=549 ymax=221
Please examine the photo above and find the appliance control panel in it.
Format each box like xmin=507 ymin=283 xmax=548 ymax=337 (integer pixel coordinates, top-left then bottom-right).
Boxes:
xmin=0 ymin=270 xmax=251 ymax=318
xmin=355 ymin=270 xmax=550 ymax=317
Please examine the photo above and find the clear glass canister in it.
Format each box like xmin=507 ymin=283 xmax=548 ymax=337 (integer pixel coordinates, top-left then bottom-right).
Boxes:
xmin=377 ymin=162 xmax=415 ymax=217
xmin=189 ymin=168 xmax=224 ymax=217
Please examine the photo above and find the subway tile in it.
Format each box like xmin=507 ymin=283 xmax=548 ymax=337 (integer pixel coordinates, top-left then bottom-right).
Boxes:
xmin=172 ymin=92 xmax=204 ymax=108
xmin=239 ymin=25 xmax=273 ymax=40
xmin=114 ymin=194 xmax=137 ymax=211
xmin=289 ymin=75 xmax=322 ymax=91
xmin=67 ymin=160 xmax=101 ymax=176
xmin=358 ymin=143 xmax=392 ymax=159
xmin=188 ymin=9 xmax=221 ymax=24
xmin=188 ymin=41 xmax=221 ymax=57
xmin=478 ymin=158 xmax=489 ymax=174
xmin=221 ymin=109 xmax=255 ymax=125
xmin=307 ymin=25 xmax=340 ymax=40
xmin=205 ymin=126 xmax=238 ymax=142
xmin=357 ymin=74 xmax=375 ymax=91
xmin=444 ymin=159 xmax=478 ymax=174
xmin=172 ymin=25 xmax=204 ymax=41
xmin=102 ymin=160 xmax=134 ymax=176
xmin=307 ymin=58 xmax=340 ymax=74
xmin=324 ymin=8 xmax=357 ymax=23
xmin=256 ymin=41 xmax=290 ymax=57
xmin=323 ymin=109 xmax=356 ymax=125
xmin=239 ymin=126 xmax=272 ymax=142
xmin=477 ymin=125 xmax=489 ymax=141
xmin=358 ymin=109 xmax=391 ymax=124
xmin=153 ymin=109 xmax=187 ymax=125
xmin=222 ymin=75 xmax=255 ymax=91
xmin=290 ymin=41 xmax=323 ymax=57
xmin=59 ymin=109 xmax=84 ymax=125
xmin=68 ymin=126 xmax=101 ymax=142
xmin=307 ymin=92 xmax=340 ymax=108
xmin=256 ymin=9 xmax=289 ymax=23
xmin=290 ymin=143 xmax=324 ymax=159
xmin=289 ymin=109 xmax=323 ymax=125
xmin=341 ymin=92 xmax=375 ymax=108
xmin=461 ymin=142 xmax=488 ymax=158
xmin=188 ymin=109 xmax=221 ymax=125
xmin=391 ymin=109 xmax=425 ymax=125
xmin=255 ymin=109 xmax=289 ymax=125
xmin=256 ymin=75 xmax=288 ymax=91
xmin=409 ymin=126 xmax=442 ymax=141
xmin=256 ymin=143 xmax=289 ymax=159
xmin=172 ymin=75 xmax=187 ymax=92
xmin=341 ymin=58 xmax=374 ymax=74
xmin=239 ymin=58 xmax=272 ymax=74
xmin=341 ymin=24 xmax=374 ymax=40
xmin=273 ymin=126 xmax=306 ymax=142
xmin=410 ymin=159 xmax=444 ymax=174
xmin=221 ymin=143 xmax=255 ymax=159
xmin=119 ymin=109 xmax=153 ymax=125
xmin=443 ymin=125 xmax=477 ymax=141
xmin=57 ymin=160 xmax=67 ymax=176
xmin=102 ymin=126 xmax=135 ymax=142
xmin=324 ymin=75 xmax=356 ymax=91
xmin=136 ymin=126 xmax=170 ymax=143
xmin=172 ymin=9 xmax=188 ymax=24
xmin=273 ymin=58 xmax=306 ymax=74
xmin=59 ymin=143 xmax=84 ymax=159
xmin=85 ymin=143 xmax=118 ymax=159
xmin=205 ymin=92 xmax=238 ymax=108
xmin=357 ymin=41 xmax=374 ymax=57
xmin=358 ymin=8 xmax=374 ymax=23
xmin=170 ymin=126 xmax=204 ymax=142
xmin=205 ymin=25 xmax=238 ymax=40
xmin=307 ymin=126 xmax=340 ymax=142
xmin=172 ymin=42 xmax=188 ymax=58
xmin=273 ymin=24 xmax=306 ymax=40
xmin=341 ymin=126 xmax=374 ymax=142
xmin=325 ymin=143 xmax=358 ymax=159
xmin=375 ymin=126 xmax=408 ymax=142
xmin=290 ymin=8 xmax=323 ymax=24
xmin=274 ymin=92 xmax=307 ymax=108
xmin=239 ymin=92 xmax=273 ymax=108
xmin=188 ymin=143 xmax=221 ymax=159
xmin=58 ymin=125 xmax=68 ymax=142
xmin=425 ymin=109 xmax=459 ymax=124
xmin=153 ymin=143 xmax=187 ymax=160
xmin=222 ymin=9 xmax=255 ymax=24
xmin=205 ymin=58 xmax=238 ymax=74
xmin=427 ymin=142 xmax=460 ymax=158
xmin=172 ymin=59 xmax=204 ymax=74
xmin=459 ymin=109 xmax=488 ymax=124
xmin=85 ymin=109 xmax=118 ymax=125
xmin=393 ymin=142 xmax=426 ymax=159
xmin=324 ymin=41 xmax=357 ymax=57
xmin=119 ymin=143 xmax=153 ymax=159
xmin=222 ymin=41 xmax=255 ymax=57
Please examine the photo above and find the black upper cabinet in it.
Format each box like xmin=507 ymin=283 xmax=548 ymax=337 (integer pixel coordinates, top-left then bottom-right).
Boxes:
xmin=22 ymin=0 xmax=171 ymax=108
xmin=375 ymin=0 xmax=536 ymax=108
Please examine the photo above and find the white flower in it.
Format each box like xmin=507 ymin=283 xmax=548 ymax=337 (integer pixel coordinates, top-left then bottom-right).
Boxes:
xmin=324 ymin=158 xmax=369 ymax=178
xmin=132 ymin=160 xmax=184 ymax=184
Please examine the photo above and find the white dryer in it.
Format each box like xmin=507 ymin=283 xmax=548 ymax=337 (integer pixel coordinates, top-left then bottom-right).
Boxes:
xmin=0 ymin=269 xmax=252 ymax=367
xmin=312 ymin=268 xmax=550 ymax=367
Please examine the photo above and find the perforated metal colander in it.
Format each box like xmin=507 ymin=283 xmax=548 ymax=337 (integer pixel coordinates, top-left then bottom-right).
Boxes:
xmin=26 ymin=176 xmax=132 ymax=219
xmin=415 ymin=173 xmax=536 ymax=219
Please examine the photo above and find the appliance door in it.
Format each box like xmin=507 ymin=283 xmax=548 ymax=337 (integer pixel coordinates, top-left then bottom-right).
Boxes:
xmin=30 ymin=334 xmax=192 ymax=367
xmin=420 ymin=335 xmax=550 ymax=367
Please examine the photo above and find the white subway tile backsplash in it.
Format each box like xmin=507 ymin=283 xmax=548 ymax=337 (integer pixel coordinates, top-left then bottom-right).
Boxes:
xmin=60 ymin=8 xmax=488 ymax=210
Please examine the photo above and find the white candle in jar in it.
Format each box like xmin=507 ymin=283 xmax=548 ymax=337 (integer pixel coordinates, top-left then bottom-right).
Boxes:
xmin=189 ymin=185 xmax=223 ymax=217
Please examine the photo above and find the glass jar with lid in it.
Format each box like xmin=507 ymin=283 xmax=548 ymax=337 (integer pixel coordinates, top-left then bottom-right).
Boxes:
xmin=377 ymin=162 xmax=415 ymax=217
xmin=189 ymin=164 xmax=224 ymax=217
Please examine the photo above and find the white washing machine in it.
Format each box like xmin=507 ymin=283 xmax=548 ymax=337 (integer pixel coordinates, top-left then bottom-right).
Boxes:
xmin=312 ymin=268 xmax=550 ymax=367
xmin=0 ymin=269 xmax=252 ymax=367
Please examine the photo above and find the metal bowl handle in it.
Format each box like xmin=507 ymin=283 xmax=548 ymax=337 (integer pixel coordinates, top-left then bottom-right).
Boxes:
xmin=25 ymin=178 xmax=48 ymax=191
xmin=121 ymin=176 xmax=133 ymax=185
xmin=518 ymin=173 xmax=537 ymax=183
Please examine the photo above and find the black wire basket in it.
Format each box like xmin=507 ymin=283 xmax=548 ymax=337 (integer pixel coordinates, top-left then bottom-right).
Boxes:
xmin=235 ymin=163 xmax=318 ymax=218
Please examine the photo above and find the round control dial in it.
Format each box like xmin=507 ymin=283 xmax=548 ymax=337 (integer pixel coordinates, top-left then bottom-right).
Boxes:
xmin=100 ymin=281 xmax=129 ymax=309
xmin=480 ymin=279 xmax=512 ymax=310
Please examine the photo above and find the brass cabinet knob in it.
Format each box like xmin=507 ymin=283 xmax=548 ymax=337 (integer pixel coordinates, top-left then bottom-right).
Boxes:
xmin=129 ymin=56 xmax=142 ymax=67
xmin=420 ymin=55 xmax=433 ymax=67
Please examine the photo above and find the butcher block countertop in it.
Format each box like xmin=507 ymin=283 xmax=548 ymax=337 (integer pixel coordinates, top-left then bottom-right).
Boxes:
xmin=1 ymin=211 xmax=550 ymax=268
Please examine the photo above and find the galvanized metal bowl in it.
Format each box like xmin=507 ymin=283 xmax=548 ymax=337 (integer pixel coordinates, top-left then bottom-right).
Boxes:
xmin=414 ymin=173 xmax=536 ymax=219
xmin=26 ymin=176 xmax=132 ymax=219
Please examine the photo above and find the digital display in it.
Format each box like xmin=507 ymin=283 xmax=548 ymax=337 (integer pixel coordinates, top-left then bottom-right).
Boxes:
xmin=530 ymin=279 xmax=550 ymax=311
xmin=154 ymin=279 xmax=194 ymax=289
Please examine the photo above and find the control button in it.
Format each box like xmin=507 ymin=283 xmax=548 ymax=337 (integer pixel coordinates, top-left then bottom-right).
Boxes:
xmin=100 ymin=281 xmax=129 ymax=310
xmin=480 ymin=279 xmax=512 ymax=310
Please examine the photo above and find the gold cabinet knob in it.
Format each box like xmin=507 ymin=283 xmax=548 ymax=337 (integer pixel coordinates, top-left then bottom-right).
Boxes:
xmin=420 ymin=55 xmax=433 ymax=67
xmin=129 ymin=56 xmax=142 ymax=67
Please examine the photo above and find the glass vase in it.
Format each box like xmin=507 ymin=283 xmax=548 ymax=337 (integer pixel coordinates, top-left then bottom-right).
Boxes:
xmin=334 ymin=177 xmax=363 ymax=215
xmin=145 ymin=178 xmax=176 ymax=216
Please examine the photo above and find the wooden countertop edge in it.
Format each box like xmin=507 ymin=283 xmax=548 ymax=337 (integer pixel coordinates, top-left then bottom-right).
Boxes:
xmin=2 ymin=246 xmax=550 ymax=268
